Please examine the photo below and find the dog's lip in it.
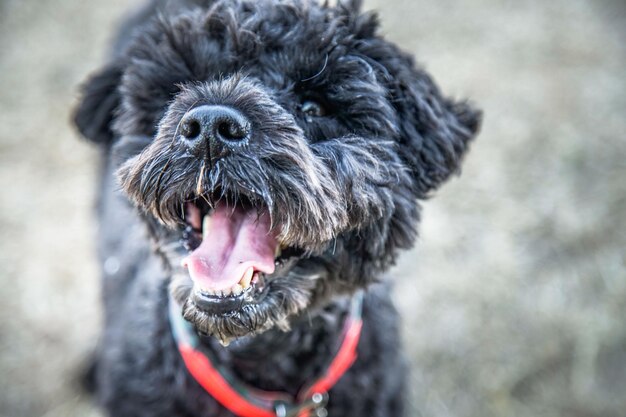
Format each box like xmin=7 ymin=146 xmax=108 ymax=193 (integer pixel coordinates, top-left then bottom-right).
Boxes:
xmin=190 ymin=275 xmax=270 ymax=315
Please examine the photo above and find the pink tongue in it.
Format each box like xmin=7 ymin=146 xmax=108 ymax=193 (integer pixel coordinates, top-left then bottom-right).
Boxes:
xmin=182 ymin=203 xmax=277 ymax=291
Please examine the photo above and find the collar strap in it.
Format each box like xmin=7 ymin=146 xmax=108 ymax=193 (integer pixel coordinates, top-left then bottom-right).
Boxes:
xmin=169 ymin=292 xmax=364 ymax=417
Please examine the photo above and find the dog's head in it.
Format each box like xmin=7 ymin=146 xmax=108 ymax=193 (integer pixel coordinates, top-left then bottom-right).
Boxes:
xmin=75 ymin=0 xmax=480 ymax=343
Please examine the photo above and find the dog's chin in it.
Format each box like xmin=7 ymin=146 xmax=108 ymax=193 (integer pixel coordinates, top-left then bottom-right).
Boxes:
xmin=169 ymin=256 xmax=315 ymax=344
xmin=171 ymin=287 xmax=310 ymax=344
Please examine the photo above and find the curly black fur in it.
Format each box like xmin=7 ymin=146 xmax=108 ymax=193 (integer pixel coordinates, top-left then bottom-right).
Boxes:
xmin=74 ymin=0 xmax=481 ymax=415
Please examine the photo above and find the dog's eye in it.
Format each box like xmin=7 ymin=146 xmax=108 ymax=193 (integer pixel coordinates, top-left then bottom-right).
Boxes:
xmin=301 ymin=99 xmax=326 ymax=121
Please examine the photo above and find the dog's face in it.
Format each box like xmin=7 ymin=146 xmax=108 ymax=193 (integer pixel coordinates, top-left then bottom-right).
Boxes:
xmin=75 ymin=0 xmax=480 ymax=343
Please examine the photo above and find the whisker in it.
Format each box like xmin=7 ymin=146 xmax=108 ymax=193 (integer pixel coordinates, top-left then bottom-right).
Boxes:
xmin=196 ymin=162 xmax=206 ymax=196
xmin=300 ymin=53 xmax=329 ymax=82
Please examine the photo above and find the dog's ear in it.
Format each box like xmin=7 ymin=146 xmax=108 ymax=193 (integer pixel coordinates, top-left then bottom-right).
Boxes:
xmin=362 ymin=42 xmax=482 ymax=196
xmin=396 ymin=64 xmax=481 ymax=196
xmin=395 ymin=61 xmax=481 ymax=196
xmin=73 ymin=63 xmax=124 ymax=145
xmin=336 ymin=0 xmax=363 ymax=14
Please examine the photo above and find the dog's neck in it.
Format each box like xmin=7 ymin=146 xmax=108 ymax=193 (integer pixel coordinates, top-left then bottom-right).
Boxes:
xmin=193 ymin=297 xmax=352 ymax=395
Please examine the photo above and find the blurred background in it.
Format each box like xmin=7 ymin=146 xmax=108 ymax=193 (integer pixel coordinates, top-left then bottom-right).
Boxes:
xmin=0 ymin=0 xmax=625 ymax=416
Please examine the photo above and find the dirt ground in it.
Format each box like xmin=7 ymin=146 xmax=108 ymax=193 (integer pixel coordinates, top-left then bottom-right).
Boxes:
xmin=0 ymin=0 xmax=625 ymax=416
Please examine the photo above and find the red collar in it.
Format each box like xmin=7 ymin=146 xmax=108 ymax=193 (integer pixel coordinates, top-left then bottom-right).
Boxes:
xmin=169 ymin=292 xmax=364 ymax=417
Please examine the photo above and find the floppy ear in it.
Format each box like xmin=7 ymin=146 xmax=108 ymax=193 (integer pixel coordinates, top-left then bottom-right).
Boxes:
xmin=336 ymin=0 xmax=364 ymax=14
xmin=73 ymin=63 xmax=124 ymax=145
xmin=393 ymin=57 xmax=481 ymax=196
xmin=402 ymin=70 xmax=480 ymax=196
xmin=360 ymin=41 xmax=482 ymax=196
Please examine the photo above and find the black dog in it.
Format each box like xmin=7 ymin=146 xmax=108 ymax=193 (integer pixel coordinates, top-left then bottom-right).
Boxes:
xmin=74 ymin=0 xmax=480 ymax=415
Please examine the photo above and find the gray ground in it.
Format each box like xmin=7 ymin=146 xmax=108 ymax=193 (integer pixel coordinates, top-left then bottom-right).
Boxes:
xmin=0 ymin=0 xmax=625 ymax=416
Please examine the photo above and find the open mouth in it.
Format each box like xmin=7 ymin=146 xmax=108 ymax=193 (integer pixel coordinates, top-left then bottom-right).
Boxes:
xmin=180 ymin=196 xmax=303 ymax=314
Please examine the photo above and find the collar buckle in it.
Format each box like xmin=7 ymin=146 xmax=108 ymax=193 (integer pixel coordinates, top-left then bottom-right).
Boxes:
xmin=274 ymin=392 xmax=329 ymax=417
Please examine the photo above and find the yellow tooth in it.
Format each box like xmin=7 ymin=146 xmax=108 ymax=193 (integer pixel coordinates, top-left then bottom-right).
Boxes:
xmin=239 ymin=267 xmax=254 ymax=288
xmin=219 ymin=338 xmax=232 ymax=347
xmin=231 ymin=284 xmax=243 ymax=295
xmin=275 ymin=245 xmax=282 ymax=258
xmin=202 ymin=214 xmax=212 ymax=239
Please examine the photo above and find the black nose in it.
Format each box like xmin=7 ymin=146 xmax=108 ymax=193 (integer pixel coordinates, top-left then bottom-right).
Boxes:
xmin=179 ymin=105 xmax=251 ymax=161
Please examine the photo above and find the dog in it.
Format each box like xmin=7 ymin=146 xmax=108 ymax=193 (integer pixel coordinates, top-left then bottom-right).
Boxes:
xmin=74 ymin=0 xmax=480 ymax=415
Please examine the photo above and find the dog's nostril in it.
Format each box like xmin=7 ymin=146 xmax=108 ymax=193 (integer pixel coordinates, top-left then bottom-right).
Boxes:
xmin=180 ymin=105 xmax=250 ymax=143
xmin=179 ymin=105 xmax=251 ymax=161
xmin=216 ymin=120 xmax=247 ymax=141
xmin=181 ymin=119 xmax=202 ymax=140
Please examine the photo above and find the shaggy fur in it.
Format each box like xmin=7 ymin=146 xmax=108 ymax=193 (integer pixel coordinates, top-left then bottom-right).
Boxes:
xmin=74 ymin=0 xmax=480 ymax=415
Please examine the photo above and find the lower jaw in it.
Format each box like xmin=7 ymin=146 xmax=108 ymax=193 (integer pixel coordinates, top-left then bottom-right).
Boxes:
xmin=171 ymin=263 xmax=316 ymax=341
xmin=190 ymin=283 xmax=270 ymax=316
xmin=181 ymin=300 xmax=277 ymax=343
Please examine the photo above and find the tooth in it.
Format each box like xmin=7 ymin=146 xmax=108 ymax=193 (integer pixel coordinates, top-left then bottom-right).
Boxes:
xmin=202 ymin=214 xmax=212 ymax=239
xmin=275 ymin=246 xmax=282 ymax=258
xmin=231 ymin=284 xmax=243 ymax=295
xmin=239 ymin=267 xmax=254 ymax=288
xmin=219 ymin=337 xmax=232 ymax=347
xmin=201 ymin=288 xmax=215 ymax=296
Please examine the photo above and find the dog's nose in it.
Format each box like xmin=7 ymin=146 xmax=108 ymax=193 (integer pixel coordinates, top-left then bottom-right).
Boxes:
xmin=179 ymin=105 xmax=251 ymax=161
